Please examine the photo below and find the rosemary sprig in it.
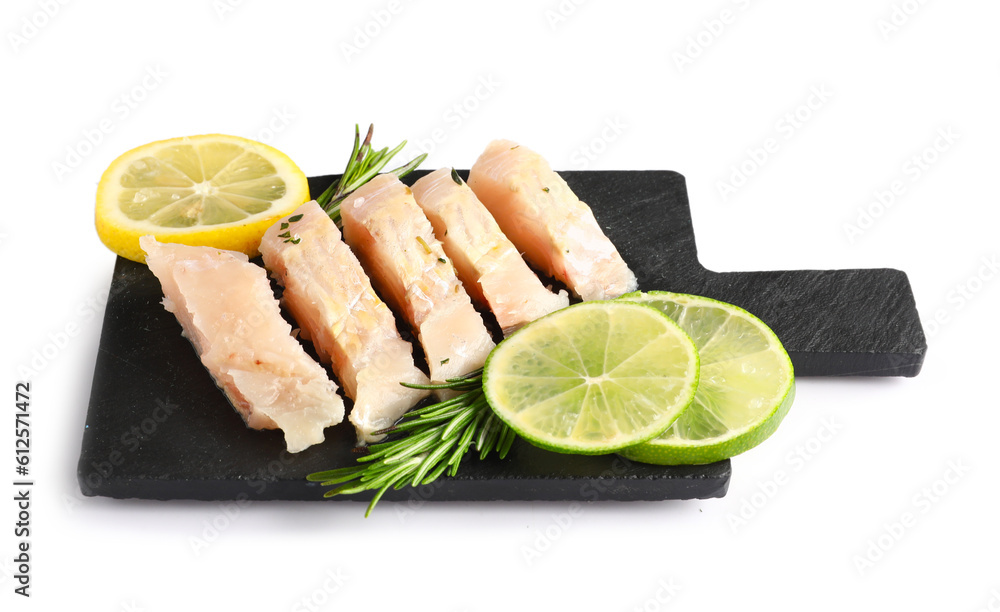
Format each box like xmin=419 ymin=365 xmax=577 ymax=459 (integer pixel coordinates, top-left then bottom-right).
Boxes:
xmin=306 ymin=370 xmax=516 ymax=517
xmin=316 ymin=123 xmax=428 ymax=225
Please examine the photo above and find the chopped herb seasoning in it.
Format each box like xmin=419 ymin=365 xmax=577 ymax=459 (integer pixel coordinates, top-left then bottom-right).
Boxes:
xmin=279 ymin=213 xmax=306 ymax=243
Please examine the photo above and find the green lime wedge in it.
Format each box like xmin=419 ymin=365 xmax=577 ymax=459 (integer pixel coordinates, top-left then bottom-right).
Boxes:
xmin=482 ymin=301 xmax=700 ymax=455
xmin=617 ymin=291 xmax=795 ymax=465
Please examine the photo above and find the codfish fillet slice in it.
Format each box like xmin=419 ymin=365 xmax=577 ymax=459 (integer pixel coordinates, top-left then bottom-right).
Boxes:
xmin=467 ymin=139 xmax=638 ymax=301
xmin=411 ymin=168 xmax=569 ymax=335
xmin=259 ymin=201 xmax=430 ymax=443
xmin=340 ymin=174 xmax=496 ymax=388
xmin=139 ymin=236 xmax=344 ymax=453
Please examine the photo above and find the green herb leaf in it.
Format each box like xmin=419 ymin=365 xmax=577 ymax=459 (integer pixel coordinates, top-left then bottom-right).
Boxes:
xmin=450 ymin=167 xmax=464 ymax=185
xmin=306 ymin=370 xmax=515 ymax=517
xmin=317 ymin=124 xmax=427 ymax=227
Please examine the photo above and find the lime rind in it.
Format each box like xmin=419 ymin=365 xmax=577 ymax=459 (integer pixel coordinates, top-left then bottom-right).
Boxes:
xmin=619 ymin=382 xmax=795 ymax=465
xmin=616 ymin=291 xmax=795 ymax=465
xmin=483 ymin=301 xmax=700 ymax=455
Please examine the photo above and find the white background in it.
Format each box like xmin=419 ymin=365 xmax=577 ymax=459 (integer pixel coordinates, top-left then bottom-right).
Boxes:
xmin=3 ymin=0 xmax=999 ymax=610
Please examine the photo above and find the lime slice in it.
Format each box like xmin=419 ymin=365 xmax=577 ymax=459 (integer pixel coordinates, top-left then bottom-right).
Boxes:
xmin=617 ymin=291 xmax=795 ymax=465
xmin=482 ymin=301 xmax=699 ymax=455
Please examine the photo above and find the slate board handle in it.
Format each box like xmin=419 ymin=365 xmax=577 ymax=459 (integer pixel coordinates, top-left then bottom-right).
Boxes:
xmin=558 ymin=169 xmax=928 ymax=378
xmin=696 ymin=268 xmax=927 ymax=377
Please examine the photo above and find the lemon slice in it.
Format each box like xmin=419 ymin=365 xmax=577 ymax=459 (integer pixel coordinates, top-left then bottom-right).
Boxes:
xmin=96 ymin=134 xmax=310 ymax=262
xmin=617 ymin=291 xmax=795 ymax=465
xmin=483 ymin=301 xmax=700 ymax=455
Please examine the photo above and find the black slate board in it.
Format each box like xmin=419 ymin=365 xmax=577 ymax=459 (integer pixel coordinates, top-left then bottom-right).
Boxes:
xmin=78 ymin=170 xmax=925 ymax=503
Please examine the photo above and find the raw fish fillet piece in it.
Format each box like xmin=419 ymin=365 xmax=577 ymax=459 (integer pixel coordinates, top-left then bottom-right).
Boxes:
xmin=340 ymin=174 xmax=496 ymax=387
xmin=467 ymin=139 xmax=638 ymax=301
xmin=259 ymin=201 xmax=430 ymax=443
xmin=411 ymin=168 xmax=568 ymax=335
xmin=139 ymin=236 xmax=344 ymax=453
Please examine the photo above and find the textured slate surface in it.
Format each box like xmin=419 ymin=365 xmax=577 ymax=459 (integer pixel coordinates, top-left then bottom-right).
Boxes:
xmin=78 ymin=169 xmax=925 ymax=503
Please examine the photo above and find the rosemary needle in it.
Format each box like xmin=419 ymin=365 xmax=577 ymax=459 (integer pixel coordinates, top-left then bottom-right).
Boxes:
xmin=306 ymin=369 xmax=515 ymax=517
xmin=316 ymin=123 xmax=428 ymax=226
